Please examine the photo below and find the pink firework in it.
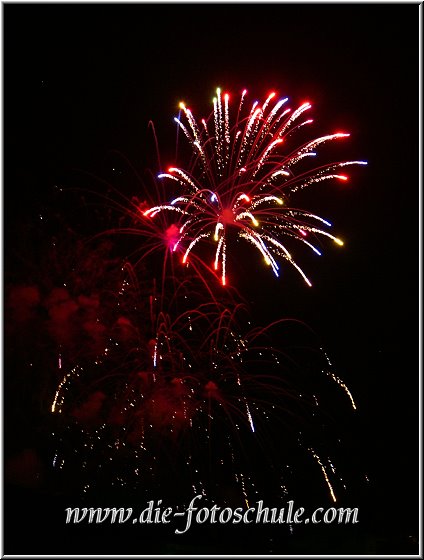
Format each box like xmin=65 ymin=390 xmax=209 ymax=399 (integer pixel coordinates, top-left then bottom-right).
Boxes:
xmin=143 ymin=88 xmax=367 ymax=286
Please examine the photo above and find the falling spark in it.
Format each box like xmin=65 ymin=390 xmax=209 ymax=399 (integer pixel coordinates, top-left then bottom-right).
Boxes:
xmin=309 ymin=448 xmax=337 ymax=503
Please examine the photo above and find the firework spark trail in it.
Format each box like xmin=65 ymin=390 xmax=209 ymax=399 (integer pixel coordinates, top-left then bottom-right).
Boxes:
xmin=309 ymin=448 xmax=337 ymax=503
xmin=143 ymin=88 xmax=367 ymax=286
xmin=321 ymin=348 xmax=357 ymax=410
xmin=51 ymin=365 xmax=82 ymax=413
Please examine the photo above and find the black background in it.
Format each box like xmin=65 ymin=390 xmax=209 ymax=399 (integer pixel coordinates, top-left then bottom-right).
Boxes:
xmin=3 ymin=2 xmax=420 ymax=555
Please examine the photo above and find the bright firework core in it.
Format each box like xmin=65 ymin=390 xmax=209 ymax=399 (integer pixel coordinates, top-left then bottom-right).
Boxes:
xmin=221 ymin=207 xmax=238 ymax=225
xmin=145 ymin=88 xmax=367 ymax=286
xmin=165 ymin=224 xmax=180 ymax=248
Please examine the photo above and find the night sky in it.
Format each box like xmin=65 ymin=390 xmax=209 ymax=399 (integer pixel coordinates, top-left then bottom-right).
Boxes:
xmin=3 ymin=2 xmax=420 ymax=556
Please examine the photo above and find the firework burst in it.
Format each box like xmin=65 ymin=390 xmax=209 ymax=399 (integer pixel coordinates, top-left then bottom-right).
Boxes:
xmin=47 ymin=278 xmax=358 ymax=506
xmin=28 ymin=87 xmax=365 ymax=514
xmin=143 ymin=88 xmax=366 ymax=286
